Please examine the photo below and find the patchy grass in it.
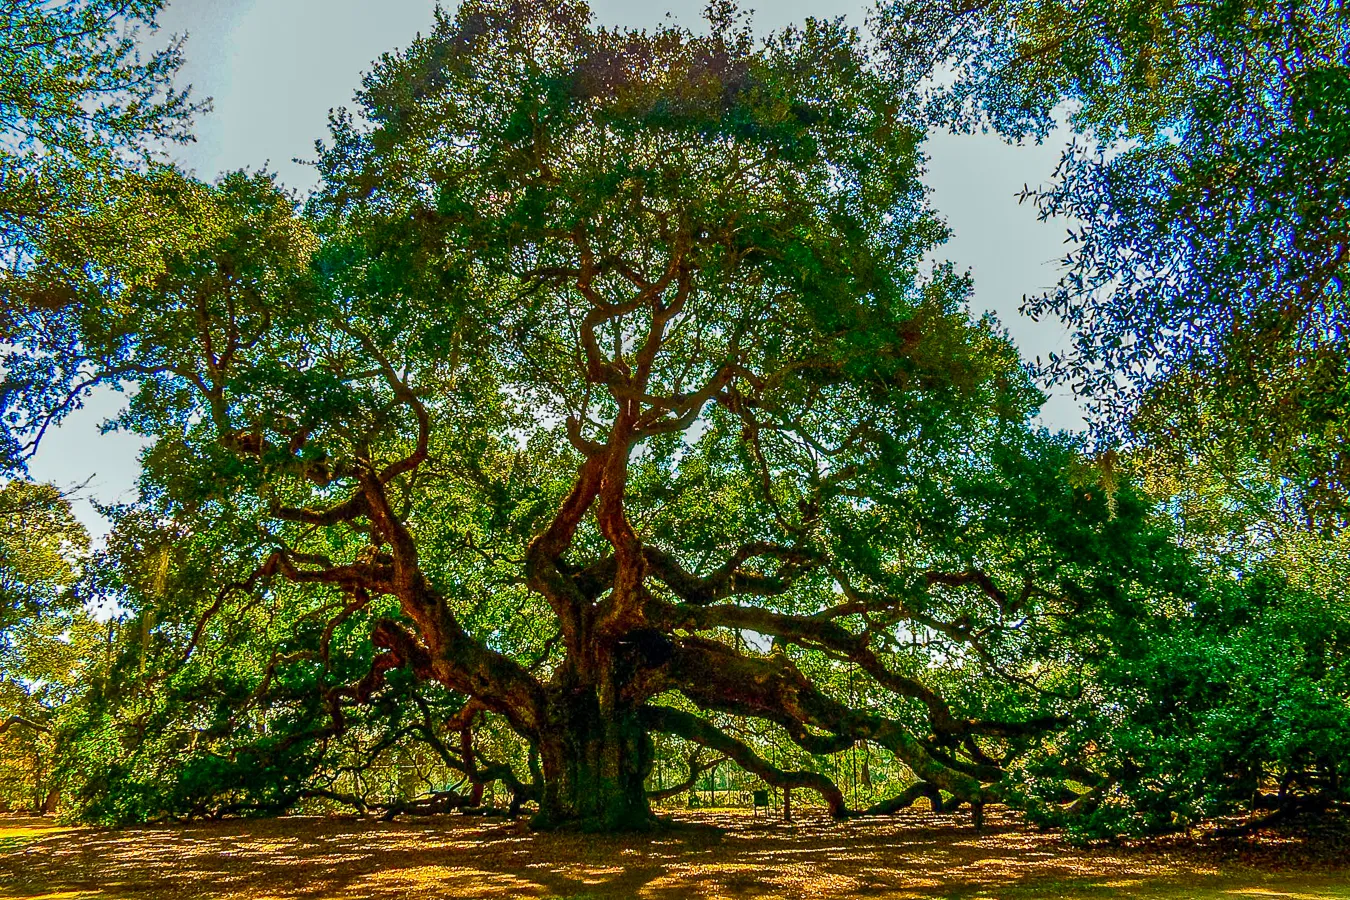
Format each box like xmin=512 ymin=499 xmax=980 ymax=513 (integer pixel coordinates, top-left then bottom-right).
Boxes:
xmin=0 ymin=823 xmax=75 ymax=857
xmin=0 ymin=809 xmax=1346 ymax=899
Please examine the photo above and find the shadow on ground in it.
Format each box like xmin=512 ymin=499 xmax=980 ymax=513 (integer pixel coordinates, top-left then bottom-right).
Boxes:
xmin=1 ymin=809 xmax=1347 ymax=899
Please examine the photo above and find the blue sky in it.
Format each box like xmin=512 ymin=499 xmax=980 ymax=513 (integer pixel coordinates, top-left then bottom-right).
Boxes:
xmin=28 ymin=0 xmax=1081 ymax=536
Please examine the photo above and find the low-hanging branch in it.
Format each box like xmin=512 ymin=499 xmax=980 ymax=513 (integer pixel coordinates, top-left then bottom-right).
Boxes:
xmin=642 ymin=705 xmax=848 ymax=817
xmin=646 ymin=748 xmax=727 ymax=802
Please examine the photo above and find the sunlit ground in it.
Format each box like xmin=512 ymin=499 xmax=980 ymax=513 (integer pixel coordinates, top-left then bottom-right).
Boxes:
xmin=1 ymin=808 xmax=1347 ymax=899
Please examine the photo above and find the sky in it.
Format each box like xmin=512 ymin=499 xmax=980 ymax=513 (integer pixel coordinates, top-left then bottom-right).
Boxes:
xmin=27 ymin=0 xmax=1081 ymax=537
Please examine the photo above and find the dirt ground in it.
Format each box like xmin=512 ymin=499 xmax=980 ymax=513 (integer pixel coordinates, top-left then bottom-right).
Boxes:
xmin=1 ymin=808 xmax=1347 ymax=900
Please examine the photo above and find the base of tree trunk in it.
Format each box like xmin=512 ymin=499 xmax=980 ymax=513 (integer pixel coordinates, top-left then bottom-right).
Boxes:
xmin=529 ymin=807 xmax=664 ymax=833
xmin=531 ymin=689 xmax=656 ymax=832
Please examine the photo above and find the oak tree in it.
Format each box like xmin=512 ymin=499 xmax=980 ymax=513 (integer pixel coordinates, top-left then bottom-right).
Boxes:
xmin=7 ymin=1 xmax=1188 ymax=830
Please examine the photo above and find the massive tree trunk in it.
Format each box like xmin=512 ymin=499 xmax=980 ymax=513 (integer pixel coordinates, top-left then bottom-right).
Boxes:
xmin=533 ymin=682 xmax=655 ymax=830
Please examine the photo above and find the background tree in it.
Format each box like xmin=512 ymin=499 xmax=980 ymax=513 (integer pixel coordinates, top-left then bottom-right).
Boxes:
xmin=870 ymin=0 xmax=1350 ymax=833
xmin=0 ymin=480 xmax=92 ymax=813
xmin=876 ymin=0 xmax=1350 ymax=523
xmin=1013 ymin=443 xmax=1350 ymax=838
xmin=0 ymin=0 xmax=202 ymax=348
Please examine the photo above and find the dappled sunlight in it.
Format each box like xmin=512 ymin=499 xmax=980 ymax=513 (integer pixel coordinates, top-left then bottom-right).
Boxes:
xmin=1 ymin=812 xmax=1347 ymax=900
xmin=0 ymin=825 xmax=73 ymax=842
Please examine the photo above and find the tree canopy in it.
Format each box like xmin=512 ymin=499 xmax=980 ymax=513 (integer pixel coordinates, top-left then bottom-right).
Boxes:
xmin=879 ymin=0 xmax=1350 ymax=523
xmin=0 ymin=0 xmax=202 ymax=335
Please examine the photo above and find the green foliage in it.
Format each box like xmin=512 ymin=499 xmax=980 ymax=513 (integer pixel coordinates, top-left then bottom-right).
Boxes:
xmin=1008 ymin=446 xmax=1350 ymax=838
xmin=1018 ymin=567 xmax=1350 ymax=839
xmin=51 ymin=506 xmax=479 ymax=825
xmin=878 ymin=0 xmax=1350 ymax=523
xmin=0 ymin=480 xmax=87 ymax=622
xmin=0 ymin=0 xmax=204 ymax=334
xmin=0 ymin=480 xmax=92 ymax=812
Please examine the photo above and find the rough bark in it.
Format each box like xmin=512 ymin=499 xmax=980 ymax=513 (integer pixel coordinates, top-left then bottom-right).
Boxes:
xmin=534 ymin=685 xmax=655 ymax=830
